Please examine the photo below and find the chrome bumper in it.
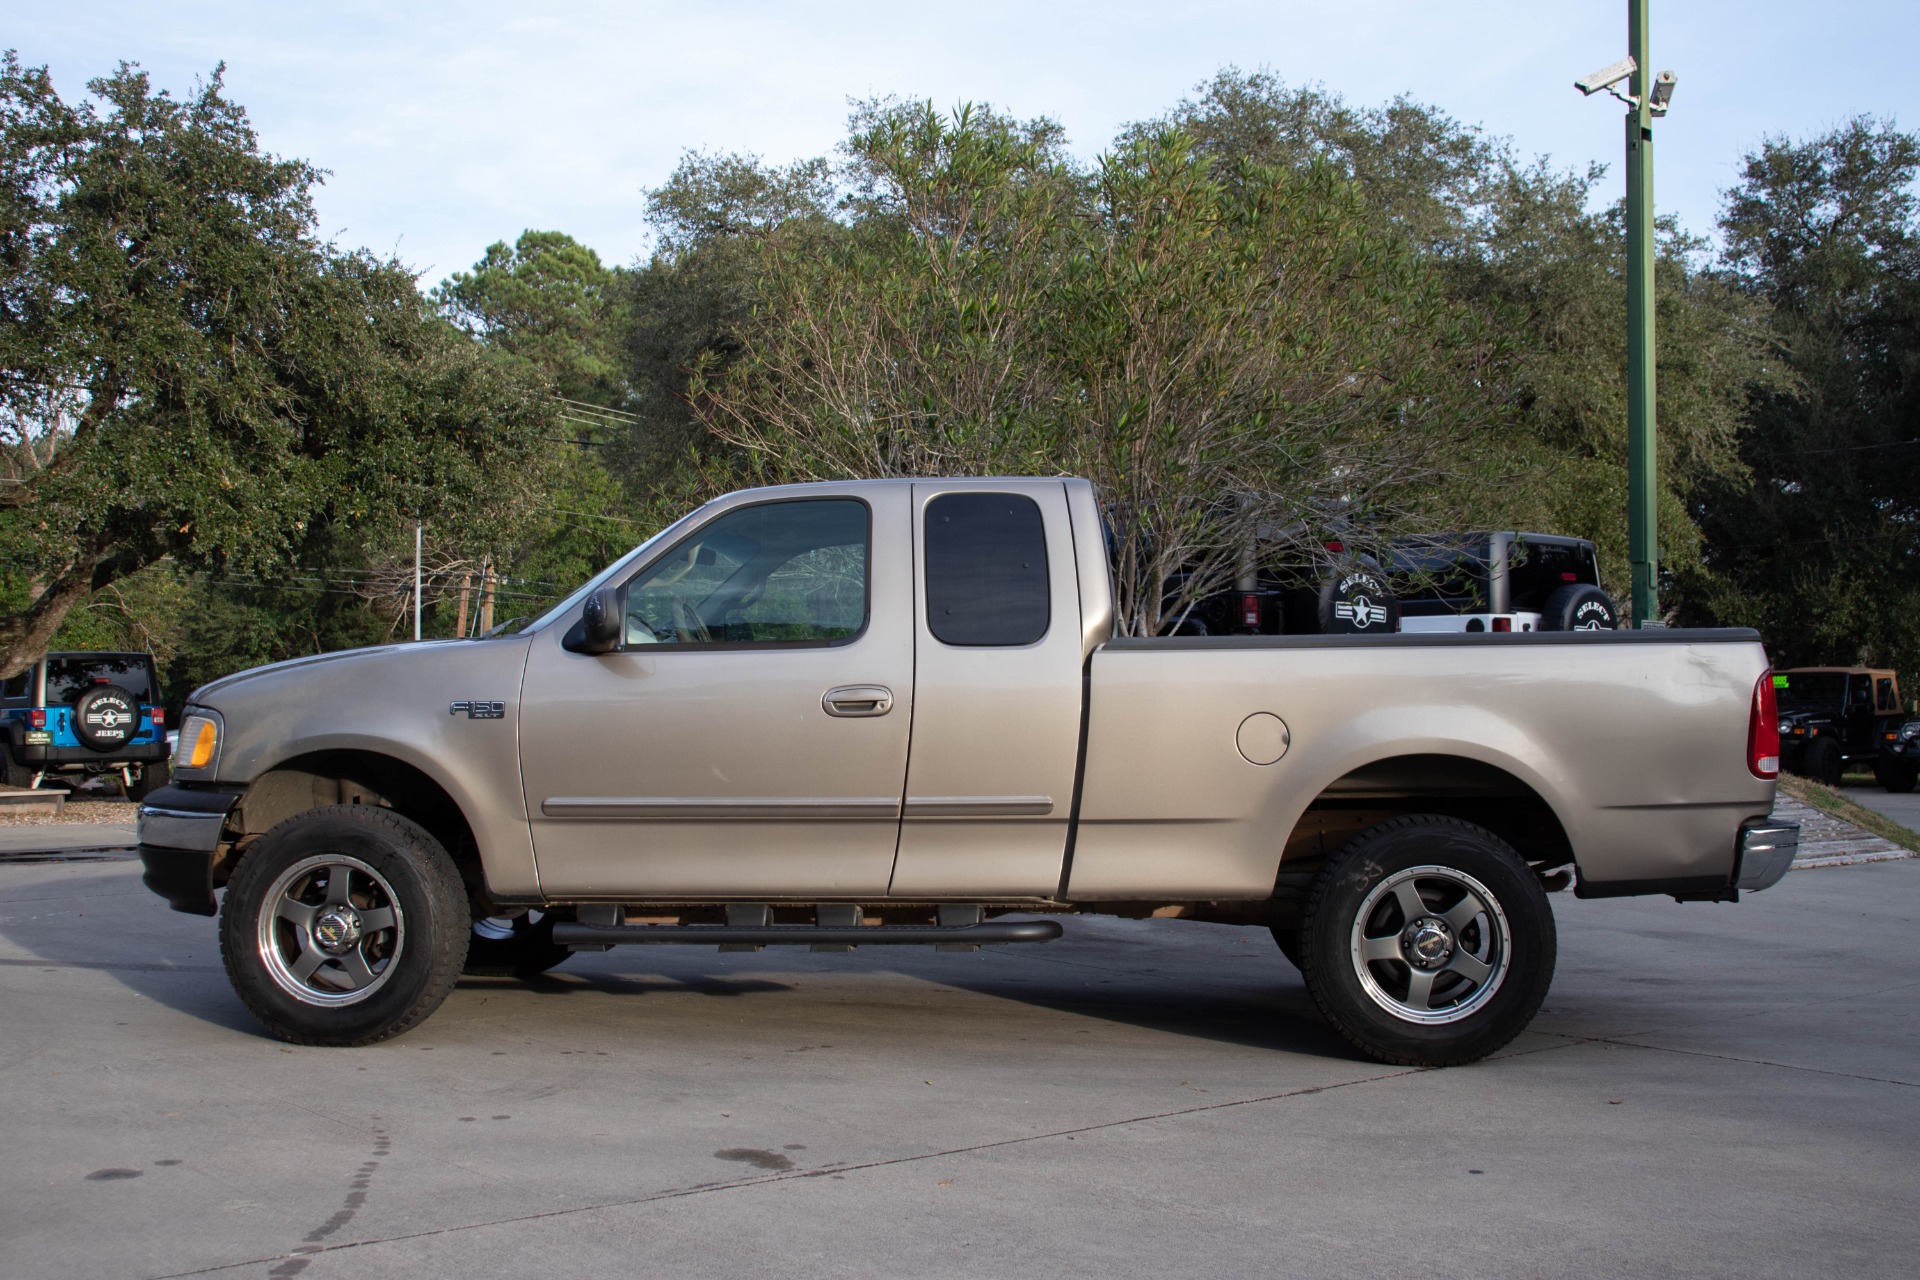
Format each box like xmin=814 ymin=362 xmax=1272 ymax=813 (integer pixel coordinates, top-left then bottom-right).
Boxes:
xmin=137 ymin=785 xmax=241 ymax=916
xmin=1735 ymin=821 xmax=1799 ymax=892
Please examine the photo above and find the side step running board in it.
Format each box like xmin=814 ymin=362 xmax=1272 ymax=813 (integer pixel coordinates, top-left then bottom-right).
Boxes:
xmin=552 ymin=920 xmax=1064 ymax=949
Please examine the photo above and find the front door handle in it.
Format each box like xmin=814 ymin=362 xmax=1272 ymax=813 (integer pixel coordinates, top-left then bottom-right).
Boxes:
xmin=823 ymin=685 xmax=894 ymax=717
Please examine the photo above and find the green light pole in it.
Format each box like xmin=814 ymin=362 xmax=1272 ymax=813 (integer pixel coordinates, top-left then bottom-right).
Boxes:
xmin=1577 ymin=2 xmax=1676 ymax=627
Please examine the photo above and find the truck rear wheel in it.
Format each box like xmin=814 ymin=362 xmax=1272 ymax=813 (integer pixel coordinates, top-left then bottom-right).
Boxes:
xmin=219 ymin=805 xmax=469 ymax=1046
xmin=1296 ymin=815 xmax=1555 ymax=1067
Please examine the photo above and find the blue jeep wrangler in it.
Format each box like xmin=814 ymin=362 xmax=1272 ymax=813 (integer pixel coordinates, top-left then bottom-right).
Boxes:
xmin=1 ymin=652 xmax=171 ymax=798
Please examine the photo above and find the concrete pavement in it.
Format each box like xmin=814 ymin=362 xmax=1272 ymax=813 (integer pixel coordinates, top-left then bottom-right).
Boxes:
xmin=1841 ymin=782 xmax=1920 ymax=832
xmin=1 ymin=853 xmax=1915 ymax=1279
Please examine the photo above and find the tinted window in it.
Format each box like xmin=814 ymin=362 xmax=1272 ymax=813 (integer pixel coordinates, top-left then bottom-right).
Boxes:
xmin=1508 ymin=540 xmax=1598 ymax=612
xmin=46 ymin=655 xmax=154 ymax=705
xmin=1775 ymin=672 xmax=1846 ymax=712
xmin=1877 ymin=678 xmax=1897 ymax=712
xmin=1389 ymin=541 xmax=1488 ymax=615
xmin=622 ymin=499 xmax=868 ymax=646
xmin=925 ymin=493 xmax=1049 ymax=646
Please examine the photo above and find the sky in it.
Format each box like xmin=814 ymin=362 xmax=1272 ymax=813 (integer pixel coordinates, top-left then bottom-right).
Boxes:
xmin=13 ymin=1 xmax=1919 ymax=287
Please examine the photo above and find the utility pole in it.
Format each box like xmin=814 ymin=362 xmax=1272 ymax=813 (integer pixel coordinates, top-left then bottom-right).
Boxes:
xmin=413 ymin=522 xmax=423 ymax=642
xmin=1624 ymin=1 xmax=1657 ymax=627
xmin=1578 ymin=2 xmax=1676 ymax=628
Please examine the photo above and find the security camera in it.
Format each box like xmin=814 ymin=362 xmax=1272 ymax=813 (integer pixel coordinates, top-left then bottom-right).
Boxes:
xmin=1649 ymin=70 xmax=1677 ymax=113
xmin=1575 ymin=56 xmax=1637 ymax=96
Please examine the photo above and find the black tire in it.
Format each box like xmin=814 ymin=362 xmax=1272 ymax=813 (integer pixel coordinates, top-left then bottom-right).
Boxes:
xmin=3 ymin=752 xmax=38 ymax=790
xmin=463 ymin=911 xmax=572 ymax=978
xmin=1803 ymin=738 xmax=1843 ymax=787
xmin=71 ymin=684 xmax=142 ymax=751
xmin=1296 ymin=815 xmax=1556 ymax=1067
xmin=1317 ymin=565 xmax=1400 ymax=635
xmin=125 ymin=761 xmax=169 ymax=803
xmin=1269 ymin=925 xmax=1303 ymax=970
xmin=1874 ymin=758 xmax=1917 ymax=794
xmin=1539 ymin=583 xmax=1617 ymax=631
xmin=219 ymin=805 xmax=469 ymax=1046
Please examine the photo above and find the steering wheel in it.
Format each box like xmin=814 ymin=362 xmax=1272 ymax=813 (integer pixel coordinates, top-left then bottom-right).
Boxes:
xmin=670 ymin=597 xmax=711 ymax=644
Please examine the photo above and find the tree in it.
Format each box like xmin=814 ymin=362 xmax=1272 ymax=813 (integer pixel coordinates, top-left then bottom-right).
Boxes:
xmin=0 ymin=55 xmax=551 ymax=679
xmin=1146 ymin=69 xmax=1772 ymax=604
xmin=693 ymin=102 xmax=1506 ymax=635
xmin=432 ymin=229 xmax=630 ymax=408
xmin=1681 ymin=119 xmax=1920 ymax=680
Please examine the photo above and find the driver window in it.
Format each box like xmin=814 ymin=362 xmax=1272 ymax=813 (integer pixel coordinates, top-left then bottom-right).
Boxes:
xmin=1878 ymin=678 xmax=1897 ymax=712
xmin=622 ymin=499 xmax=869 ymax=647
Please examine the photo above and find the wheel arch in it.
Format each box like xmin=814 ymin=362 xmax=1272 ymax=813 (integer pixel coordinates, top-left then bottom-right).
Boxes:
xmin=1270 ymin=753 xmax=1576 ymax=924
xmin=229 ymin=749 xmax=490 ymax=909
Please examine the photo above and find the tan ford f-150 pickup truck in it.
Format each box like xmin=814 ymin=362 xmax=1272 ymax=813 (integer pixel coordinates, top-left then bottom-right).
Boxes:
xmin=136 ymin=478 xmax=1797 ymax=1065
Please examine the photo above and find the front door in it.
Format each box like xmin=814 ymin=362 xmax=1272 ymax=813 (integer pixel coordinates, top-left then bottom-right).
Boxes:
xmin=520 ymin=486 xmax=914 ymax=897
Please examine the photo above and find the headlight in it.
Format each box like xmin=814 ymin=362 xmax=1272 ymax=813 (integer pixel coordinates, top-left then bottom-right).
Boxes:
xmin=1904 ymin=725 xmax=1920 ymax=740
xmin=175 ymin=713 xmax=220 ymax=772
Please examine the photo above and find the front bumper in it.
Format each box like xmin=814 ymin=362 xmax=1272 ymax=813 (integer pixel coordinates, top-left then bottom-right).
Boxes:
xmin=1734 ymin=819 xmax=1800 ymax=892
xmin=137 ymin=785 xmax=242 ymax=916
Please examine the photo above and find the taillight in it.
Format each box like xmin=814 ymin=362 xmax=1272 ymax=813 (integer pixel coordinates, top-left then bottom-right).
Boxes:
xmin=151 ymin=707 xmax=165 ymax=727
xmin=28 ymin=709 xmax=46 ymax=729
xmin=1239 ymin=594 xmax=1260 ymax=629
xmin=1491 ymin=616 xmax=1512 ymax=633
xmin=1749 ymin=670 xmax=1780 ymax=779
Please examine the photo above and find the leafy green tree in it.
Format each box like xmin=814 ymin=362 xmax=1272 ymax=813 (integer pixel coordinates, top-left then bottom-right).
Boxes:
xmin=1682 ymin=119 xmax=1920 ymax=682
xmin=0 ymin=54 xmax=551 ymax=679
xmin=693 ymin=102 xmax=1506 ymax=634
xmin=1146 ymin=69 xmax=1772 ymax=603
xmin=432 ymin=229 xmax=630 ymax=408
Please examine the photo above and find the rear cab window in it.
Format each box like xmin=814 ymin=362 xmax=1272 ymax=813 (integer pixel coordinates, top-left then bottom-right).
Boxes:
xmin=924 ymin=493 xmax=1050 ymax=646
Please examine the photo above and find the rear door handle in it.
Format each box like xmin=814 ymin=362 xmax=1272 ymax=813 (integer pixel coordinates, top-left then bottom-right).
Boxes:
xmin=823 ymin=685 xmax=894 ymax=717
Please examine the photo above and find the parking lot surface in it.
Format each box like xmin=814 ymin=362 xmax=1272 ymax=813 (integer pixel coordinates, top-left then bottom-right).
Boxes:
xmin=2 ymin=852 xmax=1915 ymax=1279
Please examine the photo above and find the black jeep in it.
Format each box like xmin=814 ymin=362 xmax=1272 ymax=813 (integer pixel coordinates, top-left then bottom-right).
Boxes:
xmin=1774 ymin=667 xmax=1914 ymax=791
xmin=1 ymin=652 xmax=171 ymax=798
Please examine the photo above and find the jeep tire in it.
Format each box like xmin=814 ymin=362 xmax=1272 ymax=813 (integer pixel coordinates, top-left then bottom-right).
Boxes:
xmin=71 ymin=684 xmax=142 ymax=752
xmin=1296 ymin=815 xmax=1556 ymax=1067
xmin=1316 ymin=565 xmax=1400 ymax=635
xmin=219 ymin=805 xmax=469 ymax=1046
xmin=1875 ymin=758 xmax=1917 ymax=794
xmin=1802 ymin=738 xmax=1844 ymax=787
xmin=1540 ymin=584 xmax=1617 ymax=631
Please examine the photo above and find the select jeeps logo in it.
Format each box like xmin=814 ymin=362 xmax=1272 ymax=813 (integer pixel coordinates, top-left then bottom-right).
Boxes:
xmin=449 ymin=700 xmax=506 ymax=720
xmin=86 ymin=705 xmax=132 ymax=731
xmin=1572 ymin=600 xmax=1613 ymax=630
xmin=1333 ymin=572 xmax=1390 ymax=630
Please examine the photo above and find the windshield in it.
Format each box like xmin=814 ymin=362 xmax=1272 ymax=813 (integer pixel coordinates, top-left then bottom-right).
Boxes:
xmin=1775 ymin=672 xmax=1847 ymax=713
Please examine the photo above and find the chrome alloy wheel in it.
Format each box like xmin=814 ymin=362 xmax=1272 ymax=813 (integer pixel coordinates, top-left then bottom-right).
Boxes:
xmin=1350 ymin=864 xmax=1512 ymax=1025
xmin=256 ymin=854 xmax=405 ymax=1006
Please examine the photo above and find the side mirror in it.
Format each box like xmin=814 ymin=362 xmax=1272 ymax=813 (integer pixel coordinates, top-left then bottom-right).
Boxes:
xmin=565 ymin=586 xmax=624 ymax=655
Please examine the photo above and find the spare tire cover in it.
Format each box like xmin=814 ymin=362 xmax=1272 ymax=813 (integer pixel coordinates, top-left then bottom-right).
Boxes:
xmin=73 ymin=684 xmax=141 ymax=752
xmin=1541 ymin=583 xmax=1618 ymax=631
xmin=1317 ymin=566 xmax=1400 ymax=634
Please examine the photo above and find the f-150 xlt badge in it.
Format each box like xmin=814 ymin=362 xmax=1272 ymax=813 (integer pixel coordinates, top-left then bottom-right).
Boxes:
xmin=449 ymin=700 xmax=506 ymax=720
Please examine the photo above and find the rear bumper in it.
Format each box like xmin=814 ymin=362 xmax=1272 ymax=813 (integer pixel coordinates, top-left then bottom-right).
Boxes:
xmin=1734 ymin=820 xmax=1799 ymax=892
xmin=1576 ymin=817 xmax=1799 ymax=901
xmin=137 ymin=785 xmax=242 ymax=917
xmin=10 ymin=741 xmax=170 ymax=766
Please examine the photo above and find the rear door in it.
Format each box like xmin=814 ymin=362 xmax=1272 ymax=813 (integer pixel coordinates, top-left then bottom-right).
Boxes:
xmin=887 ymin=481 xmax=1087 ymax=897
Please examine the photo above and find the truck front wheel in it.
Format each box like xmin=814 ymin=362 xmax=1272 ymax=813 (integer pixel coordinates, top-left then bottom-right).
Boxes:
xmin=218 ymin=805 xmax=469 ymax=1046
xmin=1297 ymin=816 xmax=1556 ymax=1067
